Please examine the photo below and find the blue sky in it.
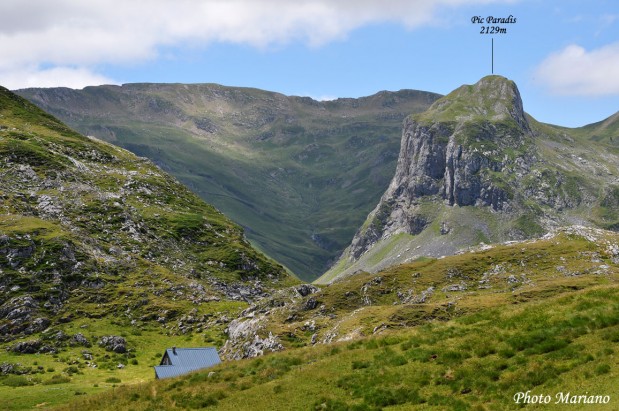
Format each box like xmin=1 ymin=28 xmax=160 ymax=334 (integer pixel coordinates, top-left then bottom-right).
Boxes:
xmin=1 ymin=0 xmax=618 ymax=127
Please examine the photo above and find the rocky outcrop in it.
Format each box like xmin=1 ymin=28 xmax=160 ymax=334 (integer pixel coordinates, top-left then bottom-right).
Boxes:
xmin=348 ymin=76 xmax=533 ymax=259
xmin=219 ymin=284 xmax=321 ymax=359
xmin=98 ymin=336 xmax=128 ymax=353
xmin=220 ymin=316 xmax=284 ymax=360
xmin=0 ymin=296 xmax=52 ymax=340
xmin=10 ymin=340 xmax=43 ymax=354
xmin=70 ymin=333 xmax=91 ymax=347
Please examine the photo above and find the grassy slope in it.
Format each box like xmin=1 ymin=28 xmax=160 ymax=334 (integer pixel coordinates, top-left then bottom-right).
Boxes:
xmin=0 ymin=86 xmax=296 ymax=409
xmin=570 ymin=111 xmax=619 ymax=142
xmin=245 ymin=227 xmax=619 ymax=350
xmin=0 ymin=86 xmax=290 ymax=283
xmin=55 ymin=228 xmax=619 ymax=410
xmin=16 ymin=85 xmax=440 ymax=280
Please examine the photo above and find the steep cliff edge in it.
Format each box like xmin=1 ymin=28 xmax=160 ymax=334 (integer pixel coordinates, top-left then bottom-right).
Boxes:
xmin=320 ymin=76 xmax=619 ymax=283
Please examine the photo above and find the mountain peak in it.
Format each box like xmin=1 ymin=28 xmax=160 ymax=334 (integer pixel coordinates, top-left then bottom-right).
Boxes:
xmin=416 ymin=75 xmax=529 ymax=131
xmin=319 ymin=77 xmax=543 ymax=282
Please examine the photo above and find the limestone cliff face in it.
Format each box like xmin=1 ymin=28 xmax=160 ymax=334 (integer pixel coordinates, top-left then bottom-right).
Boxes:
xmin=318 ymin=73 xmax=619 ymax=283
xmin=347 ymin=76 xmax=534 ymax=259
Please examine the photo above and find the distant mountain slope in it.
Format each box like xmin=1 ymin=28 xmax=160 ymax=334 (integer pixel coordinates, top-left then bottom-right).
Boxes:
xmin=320 ymin=75 xmax=619 ymax=283
xmin=16 ymin=84 xmax=441 ymax=280
xmin=0 ymin=85 xmax=293 ymax=344
xmin=569 ymin=110 xmax=619 ymax=142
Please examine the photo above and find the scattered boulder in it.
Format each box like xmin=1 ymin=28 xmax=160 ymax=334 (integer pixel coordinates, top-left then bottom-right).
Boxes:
xmin=296 ymin=284 xmax=319 ymax=297
xmin=52 ymin=330 xmax=69 ymax=342
xmin=98 ymin=336 xmax=127 ymax=353
xmin=24 ymin=317 xmax=50 ymax=335
xmin=38 ymin=345 xmax=56 ymax=354
xmin=303 ymin=297 xmax=320 ymax=311
xmin=10 ymin=339 xmax=42 ymax=354
xmin=0 ymin=362 xmax=18 ymax=375
xmin=442 ymin=283 xmax=467 ymax=292
xmin=0 ymin=362 xmax=32 ymax=375
xmin=301 ymin=320 xmax=316 ymax=332
xmin=71 ymin=333 xmax=91 ymax=347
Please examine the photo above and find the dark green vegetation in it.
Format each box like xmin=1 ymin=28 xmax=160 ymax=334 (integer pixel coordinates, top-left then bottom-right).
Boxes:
xmin=16 ymin=85 xmax=441 ymax=280
xmin=0 ymin=86 xmax=296 ymax=409
xmin=56 ymin=227 xmax=619 ymax=410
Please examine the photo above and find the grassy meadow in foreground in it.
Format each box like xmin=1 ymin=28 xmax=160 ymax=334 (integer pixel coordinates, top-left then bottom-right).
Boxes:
xmin=55 ymin=283 xmax=619 ymax=410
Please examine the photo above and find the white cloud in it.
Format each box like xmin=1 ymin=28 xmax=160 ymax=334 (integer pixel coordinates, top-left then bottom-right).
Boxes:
xmin=0 ymin=66 xmax=116 ymax=90
xmin=0 ymin=0 xmax=512 ymax=89
xmin=535 ymin=42 xmax=619 ymax=96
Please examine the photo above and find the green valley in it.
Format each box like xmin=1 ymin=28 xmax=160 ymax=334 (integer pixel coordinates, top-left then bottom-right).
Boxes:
xmin=16 ymin=85 xmax=441 ymax=280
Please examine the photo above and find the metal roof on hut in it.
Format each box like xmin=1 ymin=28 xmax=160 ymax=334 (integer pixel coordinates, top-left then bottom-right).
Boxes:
xmin=154 ymin=347 xmax=221 ymax=379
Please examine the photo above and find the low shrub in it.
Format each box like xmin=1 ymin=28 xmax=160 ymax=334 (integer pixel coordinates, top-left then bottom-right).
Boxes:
xmin=43 ymin=374 xmax=71 ymax=385
xmin=2 ymin=375 xmax=33 ymax=387
xmin=595 ymin=364 xmax=611 ymax=375
xmin=351 ymin=360 xmax=371 ymax=370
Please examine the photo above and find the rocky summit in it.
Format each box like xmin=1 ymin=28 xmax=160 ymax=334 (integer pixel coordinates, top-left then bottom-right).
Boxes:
xmin=320 ymin=75 xmax=619 ymax=283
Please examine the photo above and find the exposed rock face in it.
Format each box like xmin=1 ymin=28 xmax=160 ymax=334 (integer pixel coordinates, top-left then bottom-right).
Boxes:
xmin=219 ymin=285 xmax=320 ymax=359
xmin=221 ymin=316 xmax=284 ymax=360
xmin=0 ymin=296 xmax=51 ymax=340
xmin=349 ymin=76 xmax=533 ymax=259
xmin=322 ymin=75 xmax=619 ymax=282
